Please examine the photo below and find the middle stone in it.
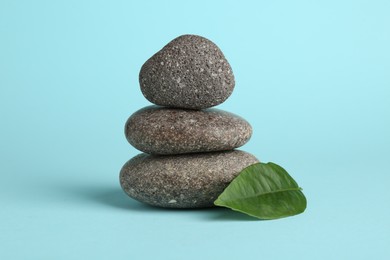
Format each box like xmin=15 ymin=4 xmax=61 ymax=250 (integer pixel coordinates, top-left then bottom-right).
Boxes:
xmin=125 ymin=105 xmax=252 ymax=155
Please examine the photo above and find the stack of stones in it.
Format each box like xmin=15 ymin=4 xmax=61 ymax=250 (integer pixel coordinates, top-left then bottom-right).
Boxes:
xmin=120 ymin=35 xmax=259 ymax=208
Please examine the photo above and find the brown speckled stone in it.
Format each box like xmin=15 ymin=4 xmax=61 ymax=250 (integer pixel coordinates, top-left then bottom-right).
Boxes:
xmin=125 ymin=106 xmax=252 ymax=155
xmin=139 ymin=34 xmax=235 ymax=109
xmin=119 ymin=150 xmax=259 ymax=208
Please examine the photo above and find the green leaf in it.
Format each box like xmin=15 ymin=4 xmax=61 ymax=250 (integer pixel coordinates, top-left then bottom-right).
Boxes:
xmin=214 ymin=162 xmax=307 ymax=220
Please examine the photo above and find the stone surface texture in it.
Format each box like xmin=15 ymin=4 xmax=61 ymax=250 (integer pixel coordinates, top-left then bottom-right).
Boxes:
xmin=139 ymin=34 xmax=235 ymax=109
xmin=125 ymin=106 xmax=252 ymax=155
xmin=120 ymin=150 xmax=259 ymax=208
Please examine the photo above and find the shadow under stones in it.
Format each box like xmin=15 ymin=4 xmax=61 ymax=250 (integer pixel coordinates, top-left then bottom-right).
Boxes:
xmin=204 ymin=207 xmax=260 ymax=222
xmin=74 ymin=185 xmax=259 ymax=221
xmin=78 ymin=185 xmax=207 ymax=213
xmin=96 ymin=188 xmax=259 ymax=221
xmin=83 ymin=186 xmax=161 ymax=212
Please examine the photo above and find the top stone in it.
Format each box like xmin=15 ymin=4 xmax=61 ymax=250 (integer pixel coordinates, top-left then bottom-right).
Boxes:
xmin=139 ymin=35 xmax=235 ymax=109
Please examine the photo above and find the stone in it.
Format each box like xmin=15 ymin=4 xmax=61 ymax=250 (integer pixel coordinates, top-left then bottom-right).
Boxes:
xmin=125 ymin=105 xmax=252 ymax=155
xmin=139 ymin=34 xmax=235 ymax=109
xmin=120 ymin=150 xmax=259 ymax=208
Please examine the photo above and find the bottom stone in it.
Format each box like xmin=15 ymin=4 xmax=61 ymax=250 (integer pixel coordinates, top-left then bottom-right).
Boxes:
xmin=120 ymin=150 xmax=259 ymax=208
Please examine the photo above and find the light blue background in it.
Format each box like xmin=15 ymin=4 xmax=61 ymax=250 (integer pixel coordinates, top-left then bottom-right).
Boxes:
xmin=1 ymin=0 xmax=389 ymax=259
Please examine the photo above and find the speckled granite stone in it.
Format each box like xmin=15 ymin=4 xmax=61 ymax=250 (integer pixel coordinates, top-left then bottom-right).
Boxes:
xmin=125 ymin=105 xmax=252 ymax=155
xmin=119 ymin=150 xmax=259 ymax=208
xmin=139 ymin=34 xmax=235 ymax=109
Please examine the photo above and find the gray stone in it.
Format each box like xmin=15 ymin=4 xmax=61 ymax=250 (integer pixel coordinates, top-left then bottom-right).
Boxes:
xmin=139 ymin=34 xmax=235 ymax=109
xmin=125 ymin=105 xmax=252 ymax=155
xmin=120 ymin=150 xmax=259 ymax=208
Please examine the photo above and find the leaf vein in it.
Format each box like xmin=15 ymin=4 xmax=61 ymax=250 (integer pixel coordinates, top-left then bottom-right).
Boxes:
xmin=225 ymin=187 xmax=302 ymax=201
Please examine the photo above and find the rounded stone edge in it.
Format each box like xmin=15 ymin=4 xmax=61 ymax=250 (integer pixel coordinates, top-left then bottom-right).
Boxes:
xmin=124 ymin=106 xmax=253 ymax=155
xmin=138 ymin=34 xmax=235 ymax=109
xmin=119 ymin=150 xmax=259 ymax=208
